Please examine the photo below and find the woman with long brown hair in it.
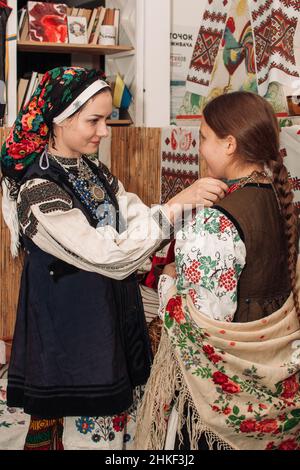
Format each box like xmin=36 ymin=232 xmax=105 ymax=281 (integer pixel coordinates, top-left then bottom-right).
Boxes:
xmin=135 ymin=91 xmax=300 ymax=451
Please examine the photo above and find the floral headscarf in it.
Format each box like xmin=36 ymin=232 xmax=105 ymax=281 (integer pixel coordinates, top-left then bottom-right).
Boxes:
xmin=0 ymin=66 xmax=108 ymax=180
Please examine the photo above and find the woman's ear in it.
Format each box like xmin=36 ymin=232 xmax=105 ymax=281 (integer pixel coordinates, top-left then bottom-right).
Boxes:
xmin=225 ymin=135 xmax=237 ymax=156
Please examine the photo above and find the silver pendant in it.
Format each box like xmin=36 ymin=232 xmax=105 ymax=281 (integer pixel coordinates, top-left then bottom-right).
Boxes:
xmin=91 ymin=185 xmax=105 ymax=201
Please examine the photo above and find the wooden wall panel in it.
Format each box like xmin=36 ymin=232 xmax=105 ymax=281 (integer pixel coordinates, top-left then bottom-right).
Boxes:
xmin=0 ymin=128 xmax=23 ymax=339
xmin=111 ymin=127 xmax=162 ymax=206
xmin=111 ymin=127 xmax=207 ymax=206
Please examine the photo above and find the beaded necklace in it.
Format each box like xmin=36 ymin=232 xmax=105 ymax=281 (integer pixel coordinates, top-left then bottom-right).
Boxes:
xmin=48 ymin=151 xmax=115 ymax=227
xmin=225 ymin=170 xmax=270 ymax=195
xmin=224 ymin=170 xmax=282 ymax=212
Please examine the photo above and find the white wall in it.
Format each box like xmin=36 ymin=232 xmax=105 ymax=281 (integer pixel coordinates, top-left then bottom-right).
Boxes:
xmin=143 ymin=0 xmax=170 ymax=127
xmin=6 ymin=0 xmax=17 ymax=126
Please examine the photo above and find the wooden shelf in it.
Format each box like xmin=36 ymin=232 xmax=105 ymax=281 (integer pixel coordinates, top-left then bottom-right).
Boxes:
xmin=107 ymin=119 xmax=132 ymax=126
xmin=17 ymin=41 xmax=134 ymax=55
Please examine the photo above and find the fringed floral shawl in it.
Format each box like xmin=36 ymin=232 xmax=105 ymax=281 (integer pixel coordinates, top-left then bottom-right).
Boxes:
xmin=135 ymin=260 xmax=300 ymax=451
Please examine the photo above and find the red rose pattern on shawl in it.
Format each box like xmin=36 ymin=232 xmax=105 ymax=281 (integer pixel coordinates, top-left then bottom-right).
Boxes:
xmin=163 ymin=292 xmax=300 ymax=449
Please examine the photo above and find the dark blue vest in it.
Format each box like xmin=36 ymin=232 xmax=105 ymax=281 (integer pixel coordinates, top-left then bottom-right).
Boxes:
xmin=7 ymin=157 xmax=152 ymax=418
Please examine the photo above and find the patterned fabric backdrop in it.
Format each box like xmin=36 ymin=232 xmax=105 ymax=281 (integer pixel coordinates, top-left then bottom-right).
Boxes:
xmin=186 ymin=0 xmax=231 ymax=97
xmin=186 ymin=0 xmax=300 ymax=98
xmin=280 ymin=125 xmax=300 ymax=215
xmin=160 ymin=127 xmax=200 ymax=204
xmin=201 ymin=0 xmax=257 ymax=102
xmin=250 ymin=0 xmax=300 ymax=96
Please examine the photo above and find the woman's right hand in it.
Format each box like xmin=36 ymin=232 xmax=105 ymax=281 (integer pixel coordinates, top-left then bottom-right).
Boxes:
xmin=164 ymin=177 xmax=228 ymax=223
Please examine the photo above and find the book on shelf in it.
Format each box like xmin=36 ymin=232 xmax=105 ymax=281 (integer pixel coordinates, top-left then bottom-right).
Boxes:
xmin=27 ymin=1 xmax=68 ymax=43
xmin=23 ymin=71 xmax=38 ymax=108
xmin=17 ymin=7 xmax=26 ymax=39
xmin=67 ymin=16 xmax=87 ymax=44
xmin=98 ymin=8 xmax=120 ymax=46
xmin=103 ymin=8 xmax=114 ymax=26
xmin=86 ymin=7 xmax=98 ymax=43
xmin=19 ymin=10 xmax=29 ymax=40
xmin=82 ymin=9 xmax=92 ymax=25
xmin=114 ymin=9 xmax=120 ymax=46
xmin=70 ymin=7 xmax=79 ymax=16
xmin=89 ymin=7 xmax=106 ymax=45
xmin=18 ymin=72 xmax=43 ymax=112
xmin=17 ymin=77 xmax=29 ymax=111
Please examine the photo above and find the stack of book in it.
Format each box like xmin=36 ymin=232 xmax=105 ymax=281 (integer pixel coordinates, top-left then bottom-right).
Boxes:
xmin=17 ymin=71 xmax=43 ymax=113
xmin=18 ymin=2 xmax=120 ymax=46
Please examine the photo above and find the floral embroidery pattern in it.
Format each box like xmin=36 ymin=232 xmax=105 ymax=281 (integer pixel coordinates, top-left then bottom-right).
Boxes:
xmin=0 ymin=380 xmax=30 ymax=449
xmin=64 ymin=387 xmax=143 ymax=449
xmin=163 ymin=294 xmax=300 ymax=450
xmin=174 ymin=208 xmax=246 ymax=321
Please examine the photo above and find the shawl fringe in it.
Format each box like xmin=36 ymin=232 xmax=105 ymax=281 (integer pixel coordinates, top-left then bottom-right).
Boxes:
xmin=134 ymin=328 xmax=233 ymax=450
xmin=1 ymin=178 xmax=20 ymax=258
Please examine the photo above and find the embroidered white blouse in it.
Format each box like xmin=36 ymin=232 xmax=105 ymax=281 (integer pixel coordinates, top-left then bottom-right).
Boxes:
xmin=158 ymin=207 xmax=246 ymax=322
xmin=17 ymin=177 xmax=172 ymax=280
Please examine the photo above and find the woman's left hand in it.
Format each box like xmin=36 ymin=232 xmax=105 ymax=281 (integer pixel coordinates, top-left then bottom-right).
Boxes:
xmin=162 ymin=262 xmax=177 ymax=279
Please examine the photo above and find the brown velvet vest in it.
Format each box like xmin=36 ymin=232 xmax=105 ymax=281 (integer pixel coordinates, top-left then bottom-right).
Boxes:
xmin=214 ymin=184 xmax=291 ymax=323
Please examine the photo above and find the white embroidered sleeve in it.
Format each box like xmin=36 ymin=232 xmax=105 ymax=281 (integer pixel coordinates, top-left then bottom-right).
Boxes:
xmin=17 ymin=178 xmax=173 ymax=280
xmin=157 ymin=274 xmax=176 ymax=319
xmin=175 ymin=207 xmax=246 ymax=322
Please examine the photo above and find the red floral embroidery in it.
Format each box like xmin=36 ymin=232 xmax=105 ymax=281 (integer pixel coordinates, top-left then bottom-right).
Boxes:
xmin=219 ymin=267 xmax=237 ymax=291
xmin=277 ymin=438 xmax=298 ymax=450
xmin=278 ymin=413 xmax=287 ymax=422
xmin=281 ymin=375 xmax=299 ymax=400
xmin=240 ymin=419 xmax=257 ymax=433
xmin=203 ymin=345 xmax=215 ymax=355
xmin=8 ymin=141 xmax=37 ymax=160
xmin=211 ymin=405 xmax=220 ymax=412
xmin=188 ymin=288 xmax=197 ymax=305
xmin=202 ymin=345 xmax=222 ymax=364
xmin=265 ymin=441 xmax=275 ymax=450
xmin=212 ymin=371 xmax=229 ymax=385
xmin=212 ymin=371 xmax=240 ymax=393
xmin=15 ymin=163 xmax=24 ymax=170
xmin=166 ymin=296 xmax=186 ymax=324
xmin=256 ymin=419 xmax=278 ymax=434
xmin=112 ymin=414 xmax=127 ymax=432
xmin=219 ymin=215 xmax=233 ymax=233
xmin=210 ymin=354 xmax=223 ymax=364
xmin=221 ymin=381 xmax=240 ymax=394
xmin=184 ymin=260 xmax=201 ymax=283
xmin=259 ymin=403 xmax=267 ymax=410
xmin=265 ymin=438 xmax=299 ymax=451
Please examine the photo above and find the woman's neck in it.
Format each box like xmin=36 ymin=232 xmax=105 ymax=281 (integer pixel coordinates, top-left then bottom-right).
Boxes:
xmin=224 ymin=163 xmax=264 ymax=180
xmin=48 ymin=142 xmax=81 ymax=159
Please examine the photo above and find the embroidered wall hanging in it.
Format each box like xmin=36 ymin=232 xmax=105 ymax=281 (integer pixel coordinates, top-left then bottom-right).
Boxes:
xmin=186 ymin=0 xmax=300 ymax=98
xmin=280 ymin=125 xmax=300 ymax=215
xmin=160 ymin=127 xmax=200 ymax=204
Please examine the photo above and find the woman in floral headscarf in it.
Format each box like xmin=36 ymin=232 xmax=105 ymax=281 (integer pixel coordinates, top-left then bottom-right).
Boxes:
xmin=0 ymin=66 xmax=227 ymax=450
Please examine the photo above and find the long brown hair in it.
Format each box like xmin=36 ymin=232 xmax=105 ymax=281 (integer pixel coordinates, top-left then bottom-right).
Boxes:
xmin=203 ymin=91 xmax=299 ymax=315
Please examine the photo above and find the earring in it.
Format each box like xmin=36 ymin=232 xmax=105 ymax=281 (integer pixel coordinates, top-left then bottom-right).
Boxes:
xmin=39 ymin=146 xmax=49 ymax=170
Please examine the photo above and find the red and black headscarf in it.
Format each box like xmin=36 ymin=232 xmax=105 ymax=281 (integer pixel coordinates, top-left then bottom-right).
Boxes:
xmin=0 ymin=66 xmax=110 ymax=181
